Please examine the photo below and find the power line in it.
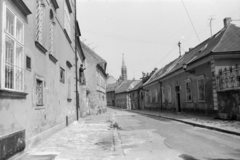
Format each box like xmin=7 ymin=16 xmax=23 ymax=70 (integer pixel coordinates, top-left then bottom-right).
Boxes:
xmin=181 ymin=0 xmax=201 ymax=43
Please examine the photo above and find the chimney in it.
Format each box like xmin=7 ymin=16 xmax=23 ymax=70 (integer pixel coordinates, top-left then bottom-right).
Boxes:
xmin=223 ymin=17 xmax=232 ymax=28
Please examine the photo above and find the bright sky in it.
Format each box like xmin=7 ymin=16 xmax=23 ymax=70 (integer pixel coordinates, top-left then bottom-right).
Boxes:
xmin=77 ymin=0 xmax=240 ymax=80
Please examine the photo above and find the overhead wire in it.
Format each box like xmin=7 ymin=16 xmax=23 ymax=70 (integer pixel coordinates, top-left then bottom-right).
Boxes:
xmin=181 ymin=0 xmax=201 ymax=43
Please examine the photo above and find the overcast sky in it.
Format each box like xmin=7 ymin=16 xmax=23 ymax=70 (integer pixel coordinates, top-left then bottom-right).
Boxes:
xmin=77 ymin=0 xmax=240 ymax=80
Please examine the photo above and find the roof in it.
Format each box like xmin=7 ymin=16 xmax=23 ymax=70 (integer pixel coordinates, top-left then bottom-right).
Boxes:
xmin=106 ymin=82 xmax=121 ymax=92
xmin=129 ymin=81 xmax=143 ymax=92
xmin=115 ymin=80 xmax=141 ymax=94
xmin=80 ymin=41 xmax=107 ymax=70
xmin=143 ymin=23 xmax=240 ymax=87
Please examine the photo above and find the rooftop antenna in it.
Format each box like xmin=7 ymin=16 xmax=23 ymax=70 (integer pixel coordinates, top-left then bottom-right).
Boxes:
xmin=208 ymin=15 xmax=215 ymax=36
xmin=178 ymin=41 xmax=181 ymax=57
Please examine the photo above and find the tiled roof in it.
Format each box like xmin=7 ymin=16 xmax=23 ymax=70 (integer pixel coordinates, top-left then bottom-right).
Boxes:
xmin=115 ymin=80 xmax=141 ymax=94
xmin=80 ymin=41 xmax=106 ymax=69
xmin=143 ymin=23 xmax=240 ymax=87
xmin=106 ymin=82 xmax=121 ymax=92
xmin=129 ymin=81 xmax=143 ymax=92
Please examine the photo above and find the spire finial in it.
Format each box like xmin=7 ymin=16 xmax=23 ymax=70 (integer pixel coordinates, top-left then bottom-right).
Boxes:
xmin=122 ymin=53 xmax=126 ymax=67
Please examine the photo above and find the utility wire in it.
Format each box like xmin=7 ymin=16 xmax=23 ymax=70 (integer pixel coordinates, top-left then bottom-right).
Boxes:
xmin=181 ymin=0 xmax=201 ymax=43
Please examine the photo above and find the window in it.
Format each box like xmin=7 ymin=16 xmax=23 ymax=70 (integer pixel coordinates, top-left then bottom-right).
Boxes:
xmin=60 ymin=67 xmax=65 ymax=83
xmin=1 ymin=4 xmax=24 ymax=91
xmin=67 ymin=76 xmax=71 ymax=100
xmin=49 ymin=9 xmax=55 ymax=55
xmin=162 ymin=87 xmax=165 ymax=103
xmin=149 ymin=91 xmax=152 ymax=103
xmin=197 ymin=75 xmax=205 ymax=102
xmin=26 ymin=56 xmax=31 ymax=70
xmin=36 ymin=0 xmax=44 ymax=45
xmin=185 ymin=79 xmax=192 ymax=102
xmin=167 ymin=85 xmax=172 ymax=103
xmin=155 ymin=89 xmax=158 ymax=103
xmin=64 ymin=0 xmax=71 ymax=39
xmin=36 ymin=79 xmax=43 ymax=106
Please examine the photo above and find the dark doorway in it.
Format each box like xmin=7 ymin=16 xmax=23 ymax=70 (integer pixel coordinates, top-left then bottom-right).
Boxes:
xmin=175 ymin=86 xmax=181 ymax=112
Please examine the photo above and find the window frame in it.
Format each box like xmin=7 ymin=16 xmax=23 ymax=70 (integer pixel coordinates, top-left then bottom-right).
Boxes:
xmin=185 ymin=79 xmax=192 ymax=102
xmin=197 ymin=75 xmax=206 ymax=102
xmin=35 ymin=74 xmax=44 ymax=108
xmin=60 ymin=67 xmax=65 ymax=83
xmin=63 ymin=0 xmax=71 ymax=41
xmin=161 ymin=87 xmax=165 ymax=103
xmin=167 ymin=85 xmax=172 ymax=103
xmin=1 ymin=3 xmax=25 ymax=92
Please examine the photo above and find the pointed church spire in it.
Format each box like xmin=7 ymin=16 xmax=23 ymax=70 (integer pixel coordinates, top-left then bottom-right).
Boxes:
xmin=121 ymin=53 xmax=127 ymax=80
xmin=122 ymin=53 xmax=126 ymax=67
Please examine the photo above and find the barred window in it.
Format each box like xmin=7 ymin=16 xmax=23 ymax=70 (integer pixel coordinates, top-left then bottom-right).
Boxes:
xmin=197 ymin=75 xmax=205 ymax=102
xmin=49 ymin=9 xmax=55 ymax=55
xmin=36 ymin=79 xmax=43 ymax=106
xmin=185 ymin=79 xmax=192 ymax=102
xmin=2 ymin=4 xmax=24 ymax=91
xmin=36 ymin=0 xmax=45 ymax=44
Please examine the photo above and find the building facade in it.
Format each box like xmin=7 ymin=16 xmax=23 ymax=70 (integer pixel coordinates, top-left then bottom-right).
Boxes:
xmin=81 ymin=42 xmax=107 ymax=115
xmin=143 ymin=18 xmax=240 ymax=119
xmin=0 ymin=0 xmax=82 ymax=158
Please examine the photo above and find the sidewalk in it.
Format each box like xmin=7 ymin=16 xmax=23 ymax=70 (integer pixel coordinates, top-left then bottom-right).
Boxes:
xmin=109 ymin=107 xmax=240 ymax=136
xmin=15 ymin=113 xmax=122 ymax=160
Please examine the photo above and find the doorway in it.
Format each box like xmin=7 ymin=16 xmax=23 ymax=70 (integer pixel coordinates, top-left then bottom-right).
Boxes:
xmin=175 ymin=86 xmax=181 ymax=112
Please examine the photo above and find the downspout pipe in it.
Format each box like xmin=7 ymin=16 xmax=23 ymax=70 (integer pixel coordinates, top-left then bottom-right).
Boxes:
xmin=74 ymin=0 xmax=79 ymax=121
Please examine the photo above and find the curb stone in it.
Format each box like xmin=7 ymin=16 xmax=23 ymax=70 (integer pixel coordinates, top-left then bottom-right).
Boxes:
xmin=131 ymin=110 xmax=240 ymax=137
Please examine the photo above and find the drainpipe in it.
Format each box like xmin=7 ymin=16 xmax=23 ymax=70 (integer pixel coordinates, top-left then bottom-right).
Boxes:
xmin=74 ymin=0 xmax=79 ymax=121
xmin=158 ymin=80 xmax=162 ymax=112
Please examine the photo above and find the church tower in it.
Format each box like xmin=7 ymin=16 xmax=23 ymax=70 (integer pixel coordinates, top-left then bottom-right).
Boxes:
xmin=121 ymin=53 xmax=127 ymax=81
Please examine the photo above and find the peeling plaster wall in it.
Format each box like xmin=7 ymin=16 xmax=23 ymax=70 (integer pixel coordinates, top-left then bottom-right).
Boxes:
xmin=0 ymin=0 xmax=77 ymax=144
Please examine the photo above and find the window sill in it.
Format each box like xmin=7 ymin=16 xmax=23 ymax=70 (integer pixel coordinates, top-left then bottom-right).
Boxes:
xmin=63 ymin=29 xmax=72 ymax=44
xmin=49 ymin=54 xmax=58 ymax=64
xmin=67 ymin=98 xmax=72 ymax=102
xmin=35 ymin=41 xmax=47 ymax=54
xmin=0 ymin=89 xmax=28 ymax=99
xmin=11 ymin=0 xmax=32 ymax=16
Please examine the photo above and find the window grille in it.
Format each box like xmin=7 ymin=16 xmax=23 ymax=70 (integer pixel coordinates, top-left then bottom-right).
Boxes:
xmin=185 ymin=79 xmax=192 ymax=102
xmin=36 ymin=0 xmax=44 ymax=44
xmin=36 ymin=79 xmax=43 ymax=106
xmin=197 ymin=76 xmax=205 ymax=101
xmin=2 ymin=5 xmax=24 ymax=91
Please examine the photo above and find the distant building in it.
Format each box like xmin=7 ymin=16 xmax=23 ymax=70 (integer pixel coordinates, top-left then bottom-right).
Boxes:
xmin=115 ymin=80 xmax=141 ymax=109
xmin=106 ymin=82 xmax=121 ymax=106
xmin=81 ymin=42 xmax=107 ymax=114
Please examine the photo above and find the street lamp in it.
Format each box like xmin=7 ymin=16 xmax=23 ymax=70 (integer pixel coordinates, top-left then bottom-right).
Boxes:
xmin=183 ymin=63 xmax=195 ymax=74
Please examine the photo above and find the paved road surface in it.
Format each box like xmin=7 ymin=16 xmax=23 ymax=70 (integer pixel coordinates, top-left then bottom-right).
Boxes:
xmin=111 ymin=108 xmax=240 ymax=160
